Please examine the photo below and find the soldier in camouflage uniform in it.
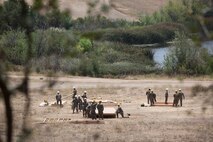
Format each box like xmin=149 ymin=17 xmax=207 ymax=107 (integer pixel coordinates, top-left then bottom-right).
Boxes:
xmin=82 ymin=91 xmax=87 ymax=99
xmin=72 ymin=96 xmax=79 ymax=113
xmin=152 ymin=90 xmax=157 ymax=103
xmin=165 ymin=88 xmax=169 ymax=104
xmin=56 ymin=90 xmax=62 ymax=106
xmin=173 ymin=90 xmax=179 ymax=107
xmin=85 ymin=103 xmax=91 ymax=118
xmin=116 ymin=105 xmax=124 ymax=118
xmin=77 ymin=95 xmax=83 ymax=112
xmin=82 ymin=98 xmax=89 ymax=117
xmin=97 ymin=101 xmax=104 ymax=120
xmin=178 ymin=89 xmax=185 ymax=107
xmin=90 ymin=101 xmax=97 ymax=120
xmin=72 ymin=87 xmax=77 ymax=99
xmin=146 ymin=88 xmax=151 ymax=104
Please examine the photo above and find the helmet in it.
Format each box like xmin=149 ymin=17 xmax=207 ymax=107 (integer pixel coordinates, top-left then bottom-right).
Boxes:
xmin=166 ymin=88 xmax=168 ymax=91
xmin=57 ymin=91 xmax=60 ymax=94
xmin=84 ymin=91 xmax=87 ymax=93
xmin=179 ymin=89 xmax=181 ymax=91
xmin=73 ymin=86 xmax=76 ymax=89
xmin=149 ymin=88 xmax=151 ymax=90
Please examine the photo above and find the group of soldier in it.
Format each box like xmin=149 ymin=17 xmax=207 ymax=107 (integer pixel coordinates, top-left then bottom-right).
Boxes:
xmin=71 ymin=87 xmax=105 ymax=120
xmin=145 ymin=89 xmax=157 ymax=106
xmin=172 ymin=89 xmax=185 ymax=107
xmin=55 ymin=87 xmax=125 ymax=119
xmin=146 ymin=88 xmax=185 ymax=107
xmin=55 ymin=87 xmax=186 ymax=120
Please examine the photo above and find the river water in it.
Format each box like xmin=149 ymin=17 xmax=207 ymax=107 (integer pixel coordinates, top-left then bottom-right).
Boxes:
xmin=153 ymin=41 xmax=213 ymax=67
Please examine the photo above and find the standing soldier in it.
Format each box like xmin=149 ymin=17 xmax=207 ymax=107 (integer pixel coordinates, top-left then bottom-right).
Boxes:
xmin=72 ymin=87 xmax=77 ymax=99
xmin=152 ymin=90 xmax=157 ymax=103
xmin=72 ymin=96 xmax=79 ymax=113
xmin=82 ymin=91 xmax=87 ymax=99
xmin=178 ymin=89 xmax=185 ymax=107
xmin=77 ymin=95 xmax=83 ymax=112
xmin=173 ymin=90 xmax=179 ymax=107
xmin=86 ymin=103 xmax=91 ymax=118
xmin=90 ymin=100 xmax=97 ymax=120
xmin=97 ymin=101 xmax=104 ymax=120
xmin=165 ymin=88 xmax=169 ymax=104
xmin=82 ymin=98 xmax=89 ymax=117
xmin=56 ymin=91 xmax=62 ymax=106
xmin=146 ymin=88 xmax=151 ymax=104
xmin=149 ymin=90 xmax=155 ymax=106
xmin=116 ymin=105 xmax=124 ymax=118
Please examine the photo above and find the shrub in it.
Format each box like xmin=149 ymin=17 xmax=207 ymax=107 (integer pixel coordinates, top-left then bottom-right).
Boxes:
xmin=81 ymin=22 xmax=185 ymax=44
xmin=164 ymin=31 xmax=212 ymax=75
xmin=72 ymin=16 xmax=131 ymax=31
xmin=78 ymin=38 xmax=93 ymax=52
xmin=32 ymin=29 xmax=78 ymax=58
xmin=0 ymin=30 xmax=27 ymax=65
xmin=102 ymin=23 xmax=185 ymax=44
xmin=139 ymin=0 xmax=207 ymax=26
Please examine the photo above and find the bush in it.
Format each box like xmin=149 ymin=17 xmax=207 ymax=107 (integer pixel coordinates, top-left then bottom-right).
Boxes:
xmin=78 ymin=38 xmax=93 ymax=52
xmin=164 ymin=31 xmax=212 ymax=75
xmin=139 ymin=0 xmax=207 ymax=26
xmin=32 ymin=29 xmax=78 ymax=58
xmin=72 ymin=16 xmax=131 ymax=31
xmin=82 ymin=23 xmax=185 ymax=44
xmin=0 ymin=30 xmax=27 ymax=65
xmin=101 ymin=62 xmax=158 ymax=75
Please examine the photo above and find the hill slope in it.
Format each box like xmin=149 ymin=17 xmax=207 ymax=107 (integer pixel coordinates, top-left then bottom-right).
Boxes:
xmin=59 ymin=0 xmax=169 ymax=20
xmin=0 ymin=0 xmax=169 ymax=20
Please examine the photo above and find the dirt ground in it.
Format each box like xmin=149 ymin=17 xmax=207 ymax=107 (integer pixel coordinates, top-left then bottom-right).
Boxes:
xmin=0 ymin=74 xmax=213 ymax=142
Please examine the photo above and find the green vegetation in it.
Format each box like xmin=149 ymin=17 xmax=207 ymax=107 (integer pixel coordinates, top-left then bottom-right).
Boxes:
xmin=139 ymin=0 xmax=206 ymax=26
xmin=82 ymin=23 xmax=185 ymax=44
xmin=164 ymin=31 xmax=213 ymax=75
xmin=0 ymin=0 xmax=212 ymax=77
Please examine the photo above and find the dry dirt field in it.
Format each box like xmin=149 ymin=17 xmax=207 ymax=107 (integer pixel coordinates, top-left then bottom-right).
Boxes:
xmin=0 ymin=74 xmax=213 ymax=142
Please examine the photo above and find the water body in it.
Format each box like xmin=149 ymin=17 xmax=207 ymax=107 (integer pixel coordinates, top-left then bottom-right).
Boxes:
xmin=153 ymin=41 xmax=213 ymax=67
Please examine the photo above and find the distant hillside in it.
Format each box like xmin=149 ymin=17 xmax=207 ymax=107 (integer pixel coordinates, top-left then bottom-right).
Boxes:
xmin=5 ymin=0 xmax=169 ymax=21
xmin=59 ymin=0 xmax=169 ymax=21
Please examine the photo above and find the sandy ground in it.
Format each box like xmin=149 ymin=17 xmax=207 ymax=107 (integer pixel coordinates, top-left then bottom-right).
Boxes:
xmin=0 ymin=74 xmax=213 ymax=142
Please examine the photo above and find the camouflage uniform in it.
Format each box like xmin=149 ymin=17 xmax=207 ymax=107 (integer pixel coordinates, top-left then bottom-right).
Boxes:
xmin=85 ymin=104 xmax=91 ymax=118
xmin=173 ymin=91 xmax=179 ymax=107
xmin=72 ymin=97 xmax=79 ymax=113
xmin=77 ymin=96 xmax=83 ymax=112
xmin=116 ymin=105 xmax=124 ymax=118
xmin=152 ymin=91 xmax=157 ymax=103
xmin=90 ymin=102 xmax=97 ymax=120
xmin=165 ymin=90 xmax=168 ymax=104
xmin=56 ymin=92 xmax=62 ymax=105
xmin=82 ymin=99 xmax=89 ymax=117
xmin=72 ymin=88 xmax=77 ymax=99
xmin=146 ymin=89 xmax=151 ymax=104
xmin=178 ymin=91 xmax=185 ymax=107
xmin=149 ymin=91 xmax=155 ymax=106
xmin=97 ymin=101 xmax=104 ymax=120
xmin=82 ymin=91 xmax=87 ymax=99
